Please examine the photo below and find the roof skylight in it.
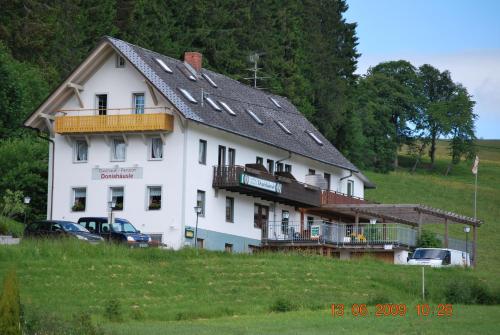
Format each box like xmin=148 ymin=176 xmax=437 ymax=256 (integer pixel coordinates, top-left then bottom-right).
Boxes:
xmin=205 ymin=96 xmax=222 ymax=111
xmin=219 ymin=101 xmax=236 ymax=116
xmin=202 ymin=73 xmax=218 ymax=88
xmin=155 ymin=58 xmax=173 ymax=73
xmin=245 ymin=109 xmax=263 ymax=125
xmin=275 ymin=120 xmax=292 ymax=135
xmin=269 ymin=97 xmax=282 ymax=108
xmin=306 ymin=131 xmax=323 ymax=145
xmin=178 ymin=88 xmax=197 ymax=104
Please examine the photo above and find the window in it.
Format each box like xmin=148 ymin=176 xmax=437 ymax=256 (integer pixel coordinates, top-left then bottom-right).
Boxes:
xmin=74 ymin=140 xmax=88 ymax=162
xmin=218 ymin=146 xmax=226 ymax=166
xmin=225 ymin=243 xmax=233 ymax=253
xmin=225 ymin=197 xmax=234 ymax=222
xmin=110 ymin=187 xmax=124 ymax=211
xmin=133 ymin=93 xmax=145 ymax=114
xmin=256 ymin=156 xmax=263 ymax=165
xmin=205 ymin=96 xmax=222 ymax=111
xmin=116 ymin=55 xmax=125 ymax=68
xmin=228 ymin=148 xmax=236 ymax=166
xmin=245 ymin=109 xmax=263 ymax=125
xmin=96 ymin=94 xmax=107 ymax=115
xmin=202 ymin=73 xmax=218 ymax=88
xmin=197 ymin=190 xmax=205 ymax=217
xmin=154 ymin=58 xmax=173 ymax=73
xmin=219 ymin=101 xmax=236 ymax=116
xmin=276 ymin=162 xmax=283 ymax=172
xmin=198 ymin=140 xmax=207 ymax=164
xmin=72 ymin=188 xmax=86 ymax=212
xmin=308 ymin=169 xmax=316 ymax=175
xmin=196 ymin=238 xmax=204 ymax=249
xmin=347 ymin=180 xmax=354 ymax=196
xmin=275 ymin=120 xmax=291 ymax=135
xmin=269 ymin=97 xmax=282 ymax=108
xmin=285 ymin=164 xmax=292 ymax=173
xmin=112 ymin=138 xmax=126 ymax=161
xmin=267 ymin=159 xmax=274 ymax=174
xmin=307 ymin=216 xmax=314 ymax=231
xmin=178 ymin=88 xmax=197 ymax=103
xmin=148 ymin=186 xmax=162 ymax=210
xmin=281 ymin=210 xmax=289 ymax=234
xmin=324 ymin=173 xmax=331 ymax=191
xmin=149 ymin=137 xmax=163 ymax=160
xmin=306 ymin=131 xmax=324 ymax=145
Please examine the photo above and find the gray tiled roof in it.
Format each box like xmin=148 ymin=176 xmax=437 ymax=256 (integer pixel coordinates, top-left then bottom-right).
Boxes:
xmin=106 ymin=36 xmax=360 ymax=173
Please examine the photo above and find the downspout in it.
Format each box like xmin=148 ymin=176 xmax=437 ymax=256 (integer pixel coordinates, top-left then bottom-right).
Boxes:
xmin=36 ymin=130 xmax=55 ymax=220
xmin=180 ymin=119 xmax=189 ymax=247
xmin=275 ymin=151 xmax=292 ymax=167
xmin=338 ymin=170 xmax=353 ymax=193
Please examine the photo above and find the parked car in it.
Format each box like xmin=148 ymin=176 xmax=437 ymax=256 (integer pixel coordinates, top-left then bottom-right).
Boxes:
xmin=407 ymin=248 xmax=470 ymax=267
xmin=24 ymin=220 xmax=104 ymax=243
xmin=77 ymin=217 xmax=151 ymax=247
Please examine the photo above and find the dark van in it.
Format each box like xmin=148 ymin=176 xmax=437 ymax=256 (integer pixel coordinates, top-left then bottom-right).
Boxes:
xmin=77 ymin=217 xmax=151 ymax=247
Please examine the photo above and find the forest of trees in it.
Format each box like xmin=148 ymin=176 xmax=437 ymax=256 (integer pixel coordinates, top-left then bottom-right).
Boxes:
xmin=0 ymin=0 xmax=477 ymax=219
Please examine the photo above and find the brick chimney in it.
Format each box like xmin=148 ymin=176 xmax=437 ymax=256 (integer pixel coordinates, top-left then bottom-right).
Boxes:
xmin=184 ymin=51 xmax=202 ymax=72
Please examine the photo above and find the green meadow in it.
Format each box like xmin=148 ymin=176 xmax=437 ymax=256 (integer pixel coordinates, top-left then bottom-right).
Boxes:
xmin=1 ymin=140 xmax=499 ymax=334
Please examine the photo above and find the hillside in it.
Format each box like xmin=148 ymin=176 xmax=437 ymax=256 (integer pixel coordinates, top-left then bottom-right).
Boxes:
xmin=365 ymin=139 xmax=500 ymax=282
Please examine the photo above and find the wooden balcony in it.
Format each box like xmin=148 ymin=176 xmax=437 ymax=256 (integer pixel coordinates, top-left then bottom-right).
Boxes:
xmin=54 ymin=108 xmax=174 ymax=134
xmin=321 ymin=190 xmax=369 ymax=205
xmin=213 ymin=165 xmax=321 ymax=208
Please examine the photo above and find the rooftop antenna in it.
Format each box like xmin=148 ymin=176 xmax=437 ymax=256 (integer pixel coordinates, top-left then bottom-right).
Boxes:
xmin=244 ymin=52 xmax=269 ymax=89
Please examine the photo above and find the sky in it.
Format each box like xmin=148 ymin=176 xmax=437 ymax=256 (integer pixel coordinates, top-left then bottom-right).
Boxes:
xmin=345 ymin=0 xmax=500 ymax=139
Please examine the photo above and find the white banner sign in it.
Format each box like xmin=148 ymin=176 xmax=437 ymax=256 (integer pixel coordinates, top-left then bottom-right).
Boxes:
xmin=240 ymin=173 xmax=282 ymax=193
xmin=92 ymin=166 xmax=143 ymax=180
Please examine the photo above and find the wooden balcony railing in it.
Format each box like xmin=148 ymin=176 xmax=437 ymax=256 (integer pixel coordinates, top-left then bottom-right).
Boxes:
xmin=54 ymin=108 xmax=174 ymax=134
xmin=321 ymin=190 xmax=369 ymax=205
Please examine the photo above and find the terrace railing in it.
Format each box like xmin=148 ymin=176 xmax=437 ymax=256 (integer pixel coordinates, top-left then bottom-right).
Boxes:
xmin=262 ymin=220 xmax=417 ymax=247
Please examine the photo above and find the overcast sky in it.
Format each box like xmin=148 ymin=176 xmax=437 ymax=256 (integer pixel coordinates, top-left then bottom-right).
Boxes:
xmin=345 ymin=0 xmax=500 ymax=139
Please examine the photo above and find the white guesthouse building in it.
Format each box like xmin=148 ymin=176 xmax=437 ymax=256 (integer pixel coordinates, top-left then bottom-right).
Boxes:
xmin=24 ymin=36 xmax=375 ymax=252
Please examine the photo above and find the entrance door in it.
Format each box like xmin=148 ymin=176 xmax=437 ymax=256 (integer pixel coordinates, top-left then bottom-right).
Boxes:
xmin=254 ymin=204 xmax=269 ymax=238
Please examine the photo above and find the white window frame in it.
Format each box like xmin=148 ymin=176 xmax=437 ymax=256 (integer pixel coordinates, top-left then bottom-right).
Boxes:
xmin=111 ymin=137 xmax=127 ymax=162
xmin=109 ymin=186 xmax=125 ymax=211
xmin=115 ymin=55 xmax=126 ymax=68
xmin=148 ymin=137 xmax=163 ymax=161
xmin=73 ymin=139 xmax=88 ymax=163
xmin=225 ymin=197 xmax=234 ymax=223
xmin=146 ymin=185 xmax=162 ymax=211
xmin=132 ymin=92 xmax=146 ymax=114
xmin=71 ymin=187 xmax=87 ymax=212
xmin=197 ymin=190 xmax=206 ymax=217
xmin=347 ymin=180 xmax=354 ymax=196
xmin=95 ymin=93 xmax=108 ymax=115
xmin=198 ymin=139 xmax=207 ymax=165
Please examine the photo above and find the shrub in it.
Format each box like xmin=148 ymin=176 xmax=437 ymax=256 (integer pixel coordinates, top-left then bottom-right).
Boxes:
xmin=367 ymin=292 xmax=390 ymax=305
xmin=416 ymin=230 xmax=442 ymax=248
xmin=0 ymin=220 xmax=8 ymax=235
xmin=0 ymin=269 xmax=21 ymax=335
xmin=22 ymin=309 xmax=103 ymax=335
xmin=270 ymin=298 xmax=297 ymax=313
xmin=443 ymin=278 xmax=496 ymax=305
xmin=105 ymin=298 xmax=123 ymax=322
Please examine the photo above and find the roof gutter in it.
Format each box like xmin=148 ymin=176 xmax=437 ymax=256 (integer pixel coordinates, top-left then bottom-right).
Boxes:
xmin=276 ymin=151 xmax=292 ymax=165
xmin=340 ymin=170 xmax=353 ymax=181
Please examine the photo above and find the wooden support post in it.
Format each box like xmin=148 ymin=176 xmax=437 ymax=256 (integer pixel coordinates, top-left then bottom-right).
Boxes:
xmin=444 ymin=218 xmax=449 ymax=248
xmin=355 ymin=212 xmax=359 ymax=228
xmin=472 ymin=225 xmax=477 ymax=267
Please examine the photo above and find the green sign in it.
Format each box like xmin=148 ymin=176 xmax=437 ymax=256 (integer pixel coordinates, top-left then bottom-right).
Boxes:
xmin=310 ymin=225 xmax=321 ymax=239
xmin=240 ymin=173 xmax=282 ymax=193
xmin=185 ymin=227 xmax=195 ymax=239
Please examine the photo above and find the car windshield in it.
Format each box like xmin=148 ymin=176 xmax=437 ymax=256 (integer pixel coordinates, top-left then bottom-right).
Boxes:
xmin=61 ymin=222 xmax=89 ymax=233
xmin=412 ymin=249 xmax=446 ymax=260
xmin=111 ymin=221 xmax=137 ymax=233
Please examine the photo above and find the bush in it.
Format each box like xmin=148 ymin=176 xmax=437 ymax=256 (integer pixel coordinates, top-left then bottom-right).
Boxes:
xmin=270 ymin=298 xmax=297 ymax=313
xmin=0 ymin=269 xmax=21 ymax=335
xmin=0 ymin=220 xmax=8 ymax=235
xmin=443 ymin=278 xmax=497 ymax=305
xmin=367 ymin=292 xmax=390 ymax=305
xmin=22 ymin=310 xmax=103 ymax=335
xmin=105 ymin=298 xmax=123 ymax=322
xmin=416 ymin=230 xmax=442 ymax=248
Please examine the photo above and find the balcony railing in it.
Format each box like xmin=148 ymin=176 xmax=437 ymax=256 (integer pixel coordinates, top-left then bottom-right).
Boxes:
xmin=262 ymin=221 xmax=417 ymax=247
xmin=321 ymin=190 xmax=369 ymax=205
xmin=54 ymin=107 xmax=174 ymax=134
xmin=213 ymin=165 xmax=322 ymax=207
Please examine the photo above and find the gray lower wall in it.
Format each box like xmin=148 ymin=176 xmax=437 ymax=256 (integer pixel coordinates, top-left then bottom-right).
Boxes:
xmin=184 ymin=227 xmax=261 ymax=253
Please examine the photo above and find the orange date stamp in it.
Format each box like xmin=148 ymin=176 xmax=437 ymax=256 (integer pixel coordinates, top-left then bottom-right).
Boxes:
xmin=331 ymin=303 xmax=453 ymax=317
